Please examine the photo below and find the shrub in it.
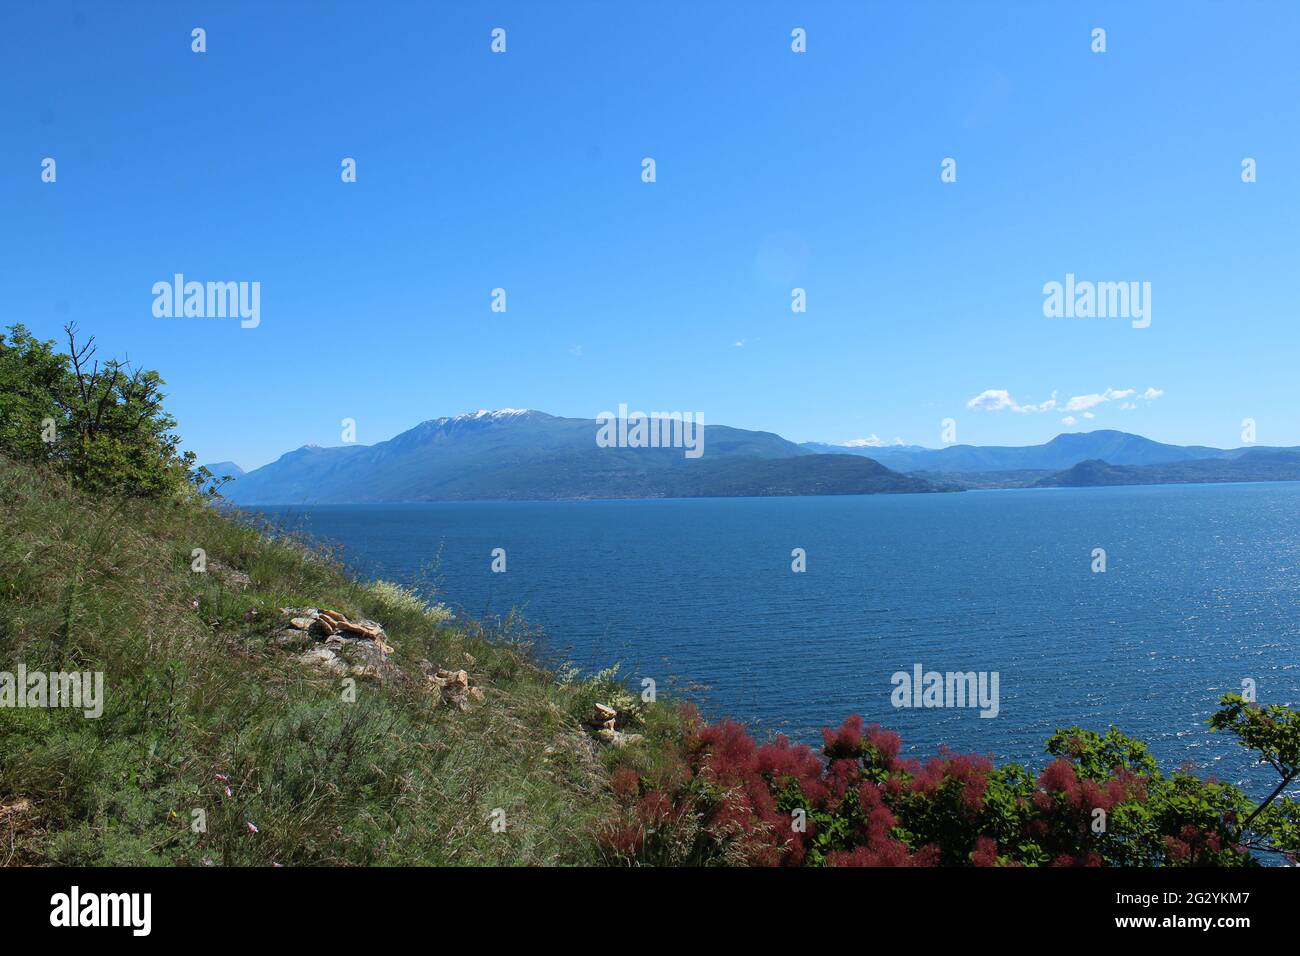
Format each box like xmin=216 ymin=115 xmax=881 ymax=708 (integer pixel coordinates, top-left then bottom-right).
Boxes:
xmin=367 ymin=579 xmax=454 ymax=625
xmin=599 ymin=702 xmax=1299 ymax=867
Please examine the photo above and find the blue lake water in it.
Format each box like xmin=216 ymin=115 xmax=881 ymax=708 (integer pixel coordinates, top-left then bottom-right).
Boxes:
xmin=252 ymin=483 xmax=1300 ymax=792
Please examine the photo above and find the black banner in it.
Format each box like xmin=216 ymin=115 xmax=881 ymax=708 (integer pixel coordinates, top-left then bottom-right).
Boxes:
xmin=0 ymin=866 xmax=1279 ymax=941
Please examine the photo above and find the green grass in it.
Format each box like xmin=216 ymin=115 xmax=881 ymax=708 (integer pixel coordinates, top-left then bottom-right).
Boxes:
xmin=0 ymin=456 xmax=670 ymax=866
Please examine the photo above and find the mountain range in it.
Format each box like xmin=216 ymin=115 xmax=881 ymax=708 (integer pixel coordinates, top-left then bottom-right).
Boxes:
xmin=799 ymin=431 xmax=1259 ymax=472
xmin=1032 ymin=448 xmax=1300 ymax=488
xmin=210 ymin=413 xmax=1300 ymax=505
xmin=214 ymin=410 xmax=954 ymax=504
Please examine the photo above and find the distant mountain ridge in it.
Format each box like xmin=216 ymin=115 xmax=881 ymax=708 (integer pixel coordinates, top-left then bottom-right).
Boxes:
xmin=1034 ymin=448 xmax=1300 ymax=488
xmin=215 ymin=410 xmax=954 ymax=504
xmin=802 ymin=430 xmax=1269 ymax=473
xmin=207 ymin=417 xmax=1300 ymax=504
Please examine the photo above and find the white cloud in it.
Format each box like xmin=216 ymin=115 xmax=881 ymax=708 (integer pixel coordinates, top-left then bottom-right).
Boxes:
xmin=1061 ymin=416 xmax=1077 ymax=426
xmin=733 ymin=339 xmax=745 ymax=348
xmin=966 ymin=389 xmax=1015 ymax=412
xmin=1062 ymin=387 xmax=1134 ymax=412
xmin=970 ymin=385 xmax=1163 ymax=418
xmin=966 ymin=389 xmax=1058 ymax=413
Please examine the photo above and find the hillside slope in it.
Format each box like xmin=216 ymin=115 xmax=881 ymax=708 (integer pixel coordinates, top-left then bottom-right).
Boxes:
xmin=0 ymin=456 xmax=649 ymax=865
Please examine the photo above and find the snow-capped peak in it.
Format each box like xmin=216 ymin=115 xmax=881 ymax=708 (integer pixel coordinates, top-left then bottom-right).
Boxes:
xmin=840 ymin=435 xmax=907 ymax=448
xmin=455 ymin=408 xmax=532 ymax=421
xmin=425 ymin=408 xmax=536 ymax=426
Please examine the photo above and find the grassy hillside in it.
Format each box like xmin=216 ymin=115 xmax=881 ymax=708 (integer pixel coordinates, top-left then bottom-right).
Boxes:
xmin=0 ymin=455 xmax=679 ymax=865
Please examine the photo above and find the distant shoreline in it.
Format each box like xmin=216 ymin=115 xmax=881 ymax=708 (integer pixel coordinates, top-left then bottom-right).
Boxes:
xmin=234 ymin=477 xmax=1300 ymax=508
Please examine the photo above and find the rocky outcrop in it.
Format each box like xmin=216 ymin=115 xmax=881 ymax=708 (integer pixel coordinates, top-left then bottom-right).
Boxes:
xmin=272 ymin=608 xmax=489 ymax=713
xmin=583 ymin=703 xmax=643 ymax=747
xmin=276 ymin=607 xmax=399 ymax=680
xmin=419 ymin=660 xmax=485 ymax=710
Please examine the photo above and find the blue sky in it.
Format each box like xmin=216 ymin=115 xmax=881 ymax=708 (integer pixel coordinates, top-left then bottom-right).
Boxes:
xmin=4 ymin=1 xmax=1298 ymax=468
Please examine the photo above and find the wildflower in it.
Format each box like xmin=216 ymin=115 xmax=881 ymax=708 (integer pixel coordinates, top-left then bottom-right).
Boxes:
xmin=246 ymin=821 xmax=259 ymax=834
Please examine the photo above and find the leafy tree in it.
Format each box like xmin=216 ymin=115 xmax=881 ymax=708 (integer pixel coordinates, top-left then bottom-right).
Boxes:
xmin=0 ymin=324 xmax=67 ymax=463
xmin=1210 ymin=693 xmax=1300 ymax=862
xmin=0 ymin=323 xmax=201 ymax=498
